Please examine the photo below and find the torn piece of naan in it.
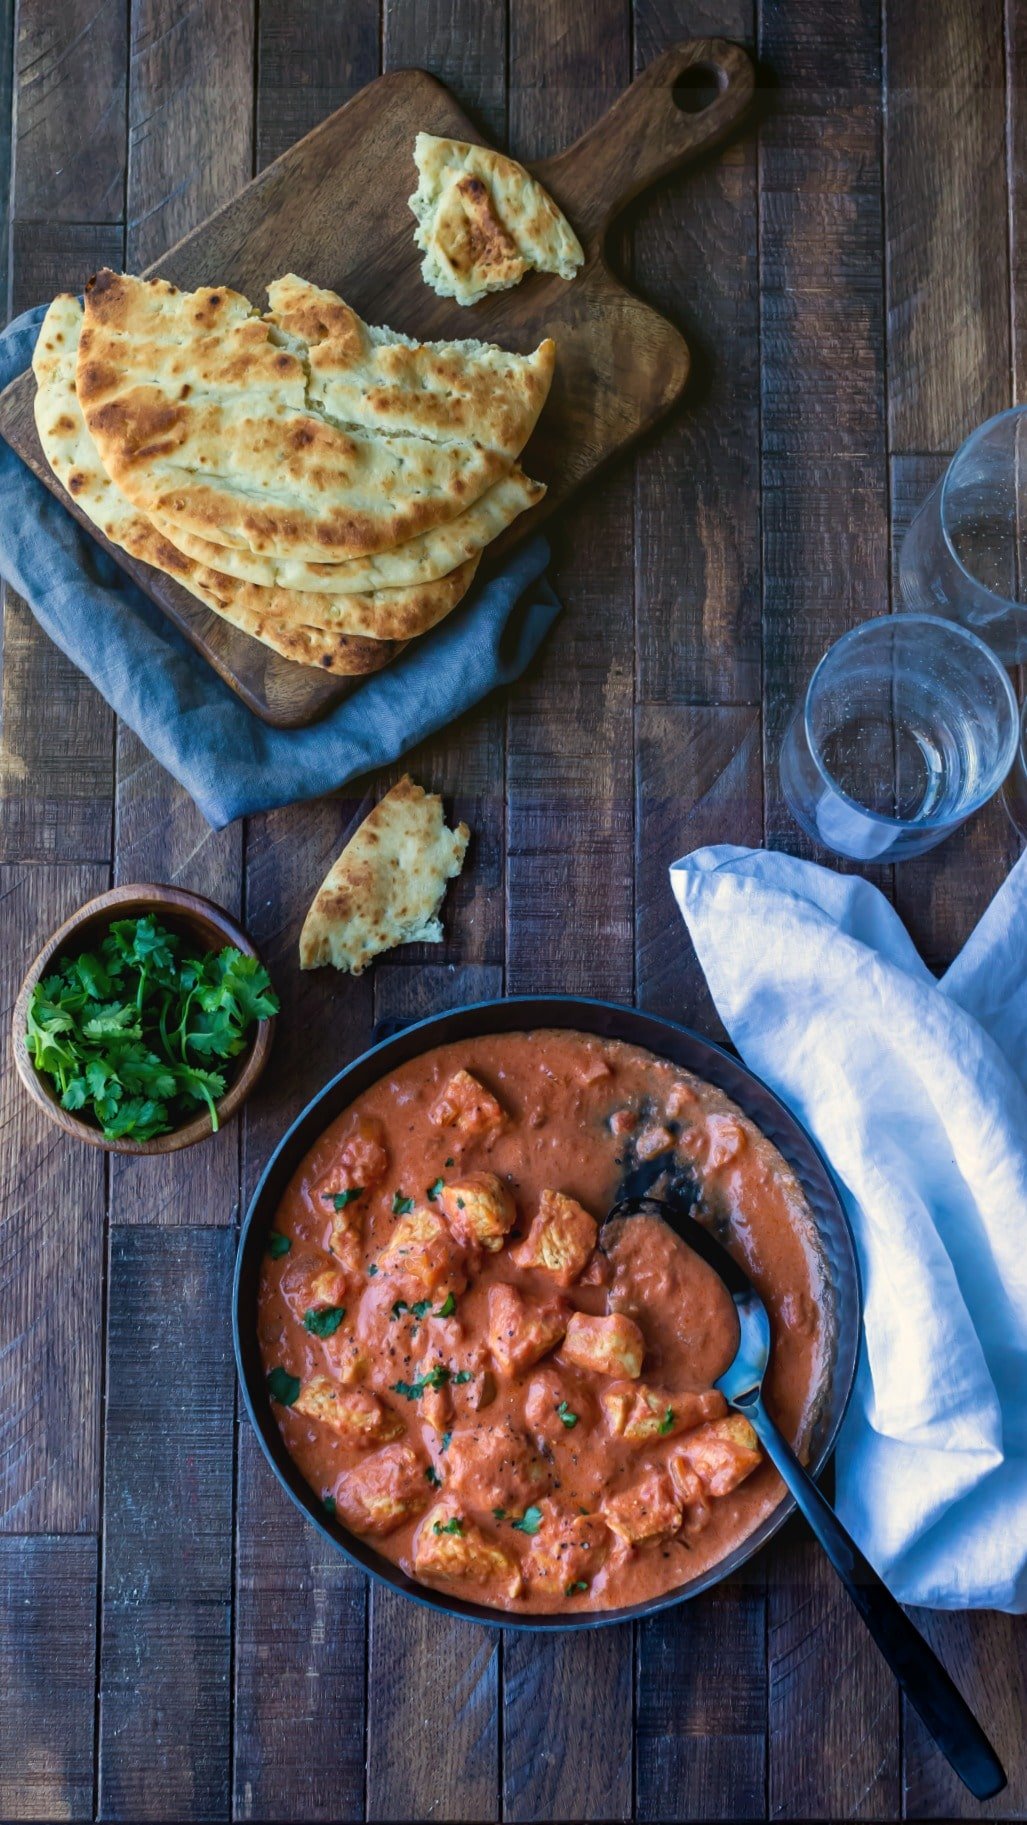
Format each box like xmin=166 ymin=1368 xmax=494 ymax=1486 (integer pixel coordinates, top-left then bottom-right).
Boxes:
xmin=299 ymin=776 xmax=470 ymax=973
xmin=409 ymin=133 xmax=584 ymax=306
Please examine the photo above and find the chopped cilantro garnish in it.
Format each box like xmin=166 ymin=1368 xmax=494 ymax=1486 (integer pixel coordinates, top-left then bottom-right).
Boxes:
xmin=366 ymin=1263 xmax=378 ymax=1276
xmin=451 ymin=1369 xmax=472 ymax=1384
xmin=392 ymin=1191 xmax=415 ymax=1215
xmin=456 ymin=1197 xmax=465 ymax=1209
xmin=436 ymin=1292 xmax=456 ymax=1318
xmin=565 ymin=1580 xmax=589 ymax=1596
xmin=493 ymin=1507 xmax=507 ymax=1522
xmin=440 ymin=1432 xmax=452 ymax=1452
xmin=328 ymin=1187 xmax=362 ymax=1209
xmin=23 ymin=914 xmax=278 ymax=1142
xmin=410 ymin=1299 xmax=432 ymax=1319
xmin=390 ymin=1365 xmax=451 ymax=1400
xmin=390 ymin=1300 xmax=409 ymax=1320
xmin=427 ymin=1178 xmax=444 ymax=1200
xmin=323 ymin=1494 xmax=336 ymax=1515
xmin=658 ymin=1407 xmax=675 ymax=1435
xmin=432 ymin=1516 xmax=463 ymax=1536
xmin=425 ymin=1466 xmax=442 ymax=1488
xmin=304 ymin=1305 xmax=345 ymax=1337
xmin=557 ymin=1400 xmax=578 ymax=1429
xmin=267 ymin=1366 xmax=300 ymax=1406
xmin=512 ymin=1505 xmax=543 ymax=1536
xmin=444 ymin=1157 xmax=454 ymax=1167
xmin=267 ymin=1232 xmax=290 ymax=1259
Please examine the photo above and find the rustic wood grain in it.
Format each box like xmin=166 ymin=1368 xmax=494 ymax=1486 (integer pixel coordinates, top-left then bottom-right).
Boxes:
xmin=1008 ymin=0 xmax=1027 ymax=405
xmin=884 ymin=0 xmax=1010 ymax=454
xmin=98 ymin=1226 xmax=236 ymax=1821
xmin=503 ymin=1626 xmax=634 ymax=1821
xmin=636 ymin=1583 xmax=767 ymax=1821
xmin=0 ymin=862 xmax=106 ymax=1532
xmin=13 ymin=0 xmax=126 ymax=221
xmin=233 ymin=1425 xmax=367 ymax=1823
xmin=256 ymin=0 xmax=380 ymax=166
xmin=758 ymin=1 xmax=901 ymax=1816
xmin=903 ymin=1609 xmax=1027 ymax=1818
xmin=0 ymin=1534 xmax=98 ymax=1822
xmin=0 ymin=40 xmax=752 ymax=727
xmin=0 ymin=0 xmax=12 ymax=318
xmin=9 ymin=219 xmax=124 ymax=315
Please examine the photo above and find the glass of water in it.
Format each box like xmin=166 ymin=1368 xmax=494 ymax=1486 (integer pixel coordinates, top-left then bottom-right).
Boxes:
xmin=779 ymin=615 xmax=1019 ymax=861
xmin=899 ymin=405 xmax=1027 ymax=662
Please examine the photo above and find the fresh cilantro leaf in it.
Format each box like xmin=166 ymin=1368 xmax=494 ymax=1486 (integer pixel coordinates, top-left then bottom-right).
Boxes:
xmin=565 ymin=1580 xmax=589 ymax=1596
xmin=451 ymin=1370 xmax=472 ymax=1385
xmin=304 ymin=1305 xmax=345 ymax=1337
xmin=658 ymin=1408 xmax=675 ymax=1435
xmin=267 ymin=1232 xmax=291 ymax=1259
xmin=390 ymin=1365 xmax=451 ymax=1400
xmin=436 ymin=1292 xmax=456 ymax=1318
xmin=390 ymin=1301 xmax=409 ymax=1321
xmin=367 ymin=1264 xmax=378 ymax=1277
xmin=444 ymin=1157 xmax=454 ymax=1167
xmin=557 ymin=1401 xmax=579 ymax=1429
xmin=427 ymin=1178 xmax=444 ymax=1200
xmin=425 ymin=1466 xmax=442 ymax=1488
xmin=512 ymin=1506 xmax=543 ymax=1535
xmin=455 ymin=1197 xmax=465 ymax=1209
xmin=432 ymin=1516 xmax=463 ymax=1536
xmin=492 ymin=1507 xmax=507 ymax=1522
xmin=410 ymin=1299 xmax=432 ymax=1320
xmin=392 ymin=1191 xmax=415 ymax=1215
xmin=440 ymin=1432 xmax=452 ymax=1452
xmin=267 ymin=1367 xmax=300 ymax=1406
xmin=323 ymin=1494 xmax=336 ymax=1514
xmin=326 ymin=1187 xmax=362 ymax=1209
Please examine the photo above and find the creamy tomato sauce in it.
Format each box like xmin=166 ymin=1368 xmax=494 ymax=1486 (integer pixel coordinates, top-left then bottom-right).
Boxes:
xmin=258 ymin=1029 xmax=825 ymax=1614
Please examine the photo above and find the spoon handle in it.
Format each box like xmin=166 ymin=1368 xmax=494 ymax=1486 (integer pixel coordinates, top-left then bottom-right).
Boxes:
xmin=744 ymin=1396 xmax=1006 ymax=1801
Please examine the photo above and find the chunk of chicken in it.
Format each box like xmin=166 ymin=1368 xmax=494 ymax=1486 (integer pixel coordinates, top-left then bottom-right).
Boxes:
xmin=704 ymin=1115 xmax=748 ymax=1171
xmin=634 ymin=1122 xmax=676 ymax=1162
xmin=320 ymin=1327 xmax=369 ymax=1387
xmin=293 ymin=1375 xmax=403 ymax=1446
xmin=665 ymin=1080 xmax=700 ymax=1121
xmin=512 ymin=1189 xmax=597 ymax=1286
xmin=666 ymin=1452 xmax=713 ymax=1539
xmin=601 ymin=1382 xmax=727 ymax=1443
xmin=304 ymin=1262 xmax=349 ymax=1311
xmin=524 ymin=1498 xmax=610 ymax=1595
xmin=376 ymin=1205 xmax=468 ymax=1298
xmin=561 ymin=1311 xmax=645 ymax=1380
xmin=335 ymin=1441 xmax=432 ymax=1537
xmin=317 ymin=1116 xmax=389 ymax=1197
xmin=445 ymin=1419 xmax=550 ymax=1514
xmin=524 ymin=1366 xmax=596 ymax=1449
xmin=414 ymin=1503 xmax=522 ymax=1599
xmin=601 ymin=1469 xmax=683 ymax=1546
xmin=438 ymin=1172 xmax=517 ymax=1252
xmin=487 ymin=1283 xmax=570 ymax=1379
xmin=673 ymin=1414 xmax=761 ymax=1497
xmin=429 ymin=1068 xmax=505 ymax=1140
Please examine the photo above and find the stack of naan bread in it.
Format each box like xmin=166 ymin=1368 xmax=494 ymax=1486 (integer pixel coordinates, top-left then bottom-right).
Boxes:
xmin=31 ymin=268 xmax=554 ymax=674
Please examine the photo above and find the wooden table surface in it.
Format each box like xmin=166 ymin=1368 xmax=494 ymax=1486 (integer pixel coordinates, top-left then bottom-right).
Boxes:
xmin=1 ymin=1 xmax=1025 ymax=1820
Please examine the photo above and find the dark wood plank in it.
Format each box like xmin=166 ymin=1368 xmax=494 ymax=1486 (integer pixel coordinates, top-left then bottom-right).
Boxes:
xmin=9 ymin=218 xmax=125 ymax=314
xmin=236 ymin=796 xmax=376 ymax=1817
xmin=0 ymin=862 xmax=106 ymax=1532
xmin=256 ymin=0 xmax=380 ymax=167
xmin=233 ymin=1425 xmax=367 ymax=1823
xmin=0 ymin=1535 xmax=98 ymax=1822
xmin=1008 ymin=0 xmax=1027 ymax=406
xmin=98 ymin=1226 xmax=236 ymax=1821
xmin=385 ymin=0 xmax=507 ymax=142
xmin=0 ymin=0 xmax=12 ymax=320
xmin=758 ymin=2 xmax=900 ymax=1815
xmin=366 ymin=957 xmax=502 ymax=1823
xmin=633 ymin=0 xmax=760 ymax=708
xmin=636 ymin=1583 xmax=766 ymax=1821
xmin=903 ymin=1609 xmax=1027 ymax=1819
xmin=13 ymin=0 xmax=126 ymax=221
xmin=503 ymin=5 xmax=635 ymax=1821
xmin=884 ymin=0 xmax=1009 ymax=456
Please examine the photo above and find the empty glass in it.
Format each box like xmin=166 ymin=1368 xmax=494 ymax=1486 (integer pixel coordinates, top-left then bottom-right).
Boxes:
xmin=899 ymin=405 xmax=1027 ymax=663
xmin=779 ymin=615 xmax=1019 ymax=861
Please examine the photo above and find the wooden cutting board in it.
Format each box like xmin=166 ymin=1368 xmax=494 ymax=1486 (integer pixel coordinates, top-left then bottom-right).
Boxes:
xmin=0 ymin=38 xmax=753 ymax=728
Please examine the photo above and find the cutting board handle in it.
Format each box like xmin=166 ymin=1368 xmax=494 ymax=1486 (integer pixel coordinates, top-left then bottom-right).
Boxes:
xmin=536 ymin=39 xmax=755 ymax=243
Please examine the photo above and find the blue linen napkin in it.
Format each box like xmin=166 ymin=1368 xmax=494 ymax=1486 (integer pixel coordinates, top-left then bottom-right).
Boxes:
xmin=672 ymin=844 xmax=1027 ymax=1612
xmin=0 ymin=305 xmax=561 ymax=828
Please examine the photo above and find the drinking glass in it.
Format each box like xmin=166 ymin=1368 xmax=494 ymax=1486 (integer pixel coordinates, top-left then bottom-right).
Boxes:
xmin=1000 ymin=697 xmax=1027 ymax=841
xmin=779 ymin=615 xmax=1019 ymax=861
xmin=899 ymin=405 xmax=1027 ymax=662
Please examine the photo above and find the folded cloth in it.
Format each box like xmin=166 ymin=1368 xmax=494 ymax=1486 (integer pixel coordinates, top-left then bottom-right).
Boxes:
xmin=670 ymin=844 xmax=1027 ymax=1612
xmin=0 ymin=305 xmax=561 ymax=828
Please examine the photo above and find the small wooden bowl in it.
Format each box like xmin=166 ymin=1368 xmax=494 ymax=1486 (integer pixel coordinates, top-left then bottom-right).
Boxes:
xmin=12 ymin=883 xmax=276 ymax=1155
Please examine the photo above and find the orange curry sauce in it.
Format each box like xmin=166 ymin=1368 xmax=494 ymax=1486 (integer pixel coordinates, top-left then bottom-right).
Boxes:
xmin=258 ymin=1029 xmax=825 ymax=1615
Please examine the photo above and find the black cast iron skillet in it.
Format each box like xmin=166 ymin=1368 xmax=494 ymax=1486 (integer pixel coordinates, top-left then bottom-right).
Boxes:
xmin=234 ymin=995 xmax=862 ymax=1633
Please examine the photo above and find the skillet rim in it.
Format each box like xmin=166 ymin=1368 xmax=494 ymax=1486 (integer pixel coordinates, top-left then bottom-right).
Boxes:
xmin=233 ymin=993 xmax=862 ymax=1633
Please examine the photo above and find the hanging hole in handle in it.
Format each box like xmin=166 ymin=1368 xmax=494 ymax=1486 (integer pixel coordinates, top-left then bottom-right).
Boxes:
xmin=673 ymin=63 xmax=725 ymax=114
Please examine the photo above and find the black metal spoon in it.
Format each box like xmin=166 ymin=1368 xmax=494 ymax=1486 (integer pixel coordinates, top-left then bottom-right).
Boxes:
xmin=603 ymin=1174 xmax=1006 ymax=1803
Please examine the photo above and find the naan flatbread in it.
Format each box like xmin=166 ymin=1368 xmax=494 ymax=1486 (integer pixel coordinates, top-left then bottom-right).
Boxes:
xmin=410 ymin=133 xmax=584 ymax=306
xmin=299 ymin=775 xmax=470 ymax=973
xmin=33 ymin=296 xmax=477 ymax=668
xmin=76 ymin=270 xmax=551 ymax=562
xmin=148 ymin=466 xmax=544 ymax=594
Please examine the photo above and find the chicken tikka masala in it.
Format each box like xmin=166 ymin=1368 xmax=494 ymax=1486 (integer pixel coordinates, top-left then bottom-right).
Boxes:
xmin=258 ymin=1029 xmax=826 ymax=1614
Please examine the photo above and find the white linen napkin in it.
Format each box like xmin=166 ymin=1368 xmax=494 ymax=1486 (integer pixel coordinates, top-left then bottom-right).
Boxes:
xmin=669 ymin=844 xmax=1027 ymax=1612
